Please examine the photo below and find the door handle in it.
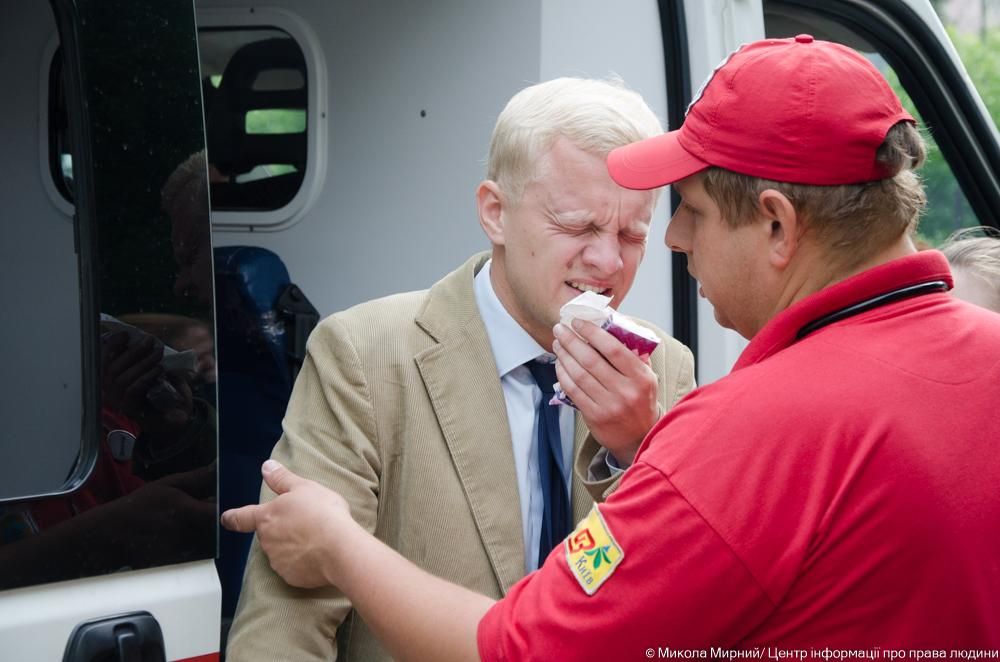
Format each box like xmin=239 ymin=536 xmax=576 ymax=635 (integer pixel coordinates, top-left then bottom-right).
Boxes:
xmin=63 ymin=611 xmax=165 ymax=662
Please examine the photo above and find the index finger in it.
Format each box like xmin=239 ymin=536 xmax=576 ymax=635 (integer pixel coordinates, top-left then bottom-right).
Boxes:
xmin=221 ymin=505 xmax=261 ymax=533
xmin=563 ymin=320 xmax=646 ymax=376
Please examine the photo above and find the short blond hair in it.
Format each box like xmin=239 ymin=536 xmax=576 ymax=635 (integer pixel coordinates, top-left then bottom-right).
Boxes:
xmin=941 ymin=226 xmax=1000 ymax=293
xmin=162 ymin=150 xmax=209 ymax=218
xmin=702 ymin=122 xmax=927 ymax=270
xmin=487 ymin=77 xmax=663 ymax=205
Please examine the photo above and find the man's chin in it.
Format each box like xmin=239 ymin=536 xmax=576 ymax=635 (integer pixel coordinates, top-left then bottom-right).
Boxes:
xmin=711 ymin=307 xmax=731 ymax=330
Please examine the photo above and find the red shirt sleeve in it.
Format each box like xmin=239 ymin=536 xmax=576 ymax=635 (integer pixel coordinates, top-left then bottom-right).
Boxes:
xmin=477 ymin=462 xmax=774 ymax=661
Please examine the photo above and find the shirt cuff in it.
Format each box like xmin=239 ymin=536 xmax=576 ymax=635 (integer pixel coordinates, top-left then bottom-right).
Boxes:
xmin=586 ymin=447 xmax=628 ymax=481
xmin=605 ymin=451 xmax=628 ymax=475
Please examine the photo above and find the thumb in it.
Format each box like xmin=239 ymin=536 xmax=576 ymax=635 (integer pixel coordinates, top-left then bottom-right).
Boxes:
xmin=261 ymin=459 xmax=304 ymax=495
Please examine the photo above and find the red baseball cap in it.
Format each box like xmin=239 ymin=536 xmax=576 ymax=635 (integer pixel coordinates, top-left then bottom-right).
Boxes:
xmin=607 ymin=35 xmax=915 ymax=189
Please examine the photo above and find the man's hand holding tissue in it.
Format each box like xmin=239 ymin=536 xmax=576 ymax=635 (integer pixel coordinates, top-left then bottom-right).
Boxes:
xmin=552 ymin=318 xmax=659 ymax=467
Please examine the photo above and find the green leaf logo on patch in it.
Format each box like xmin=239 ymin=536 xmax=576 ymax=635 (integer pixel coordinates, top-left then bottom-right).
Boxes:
xmin=585 ymin=545 xmax=612 ymax=570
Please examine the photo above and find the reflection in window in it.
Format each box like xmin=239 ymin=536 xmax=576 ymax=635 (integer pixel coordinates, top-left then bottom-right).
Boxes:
xmin=0 ymin=0 xmax=218 ymax=589
xmin=49 ymin=27 xmax=309 ymax=213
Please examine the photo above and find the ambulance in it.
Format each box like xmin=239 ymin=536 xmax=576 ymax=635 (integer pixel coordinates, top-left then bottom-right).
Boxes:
xmin=1 ymin=0 xmax=996 ymax=659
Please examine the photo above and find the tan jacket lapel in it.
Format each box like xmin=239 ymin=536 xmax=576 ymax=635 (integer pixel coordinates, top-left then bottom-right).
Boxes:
xmin=414 ymin=254 xmax=527 ymax=592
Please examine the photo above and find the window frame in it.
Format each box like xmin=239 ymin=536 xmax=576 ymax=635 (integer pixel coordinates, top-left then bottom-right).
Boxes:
xmin=34 ymin=0 xmax=103 ymax=502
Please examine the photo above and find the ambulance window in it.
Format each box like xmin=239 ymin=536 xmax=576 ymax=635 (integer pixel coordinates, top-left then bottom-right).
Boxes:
xmin=199 ymin=27 xmax=308 ymax=213
xmin=764 ymin=0 xmax=1000 ymax=243
xmin=47 ymin=16 xmax=317 ymax=228
xmin=48 ymin=50 xmax=74 ymax=203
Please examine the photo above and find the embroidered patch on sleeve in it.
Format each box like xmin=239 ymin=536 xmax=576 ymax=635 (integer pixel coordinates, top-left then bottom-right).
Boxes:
xmin=565 ymin=504 xmax=624 ymax=595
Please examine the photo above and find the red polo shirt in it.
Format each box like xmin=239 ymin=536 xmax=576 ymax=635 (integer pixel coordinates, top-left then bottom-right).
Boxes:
xmin=479 ymin=252 xmax=1000 ymax=658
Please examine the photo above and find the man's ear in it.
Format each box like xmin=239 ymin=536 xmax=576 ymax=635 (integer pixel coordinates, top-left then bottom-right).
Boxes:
xmin=477 ymin=180 xmax=506 ymax=246
xmin=758 ymin=189 xmax=799 ymax=270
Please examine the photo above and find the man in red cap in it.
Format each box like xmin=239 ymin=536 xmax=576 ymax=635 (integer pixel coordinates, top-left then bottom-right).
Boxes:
xmin=222 ymin=37 xmax=1000 ymax=656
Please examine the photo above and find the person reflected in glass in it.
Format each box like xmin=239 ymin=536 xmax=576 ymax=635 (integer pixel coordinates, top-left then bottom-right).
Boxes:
xmin=0 ymin=153 xmax=220 ymax=589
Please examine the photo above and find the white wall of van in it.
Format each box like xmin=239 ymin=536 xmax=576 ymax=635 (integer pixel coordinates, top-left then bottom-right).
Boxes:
xmin=202 ymin=0 xmax=705 ymax=373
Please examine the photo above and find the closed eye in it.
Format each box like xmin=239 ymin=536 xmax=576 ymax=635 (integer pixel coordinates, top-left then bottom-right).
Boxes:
xmin=554 ymin=219 xmax=597 ymax=236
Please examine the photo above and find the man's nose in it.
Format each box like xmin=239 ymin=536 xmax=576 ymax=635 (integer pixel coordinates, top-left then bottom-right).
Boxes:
xmin=582 ymin=232 xmax=624 ymax=275
xmin=664 ymin=214 xmax=689 ymax=254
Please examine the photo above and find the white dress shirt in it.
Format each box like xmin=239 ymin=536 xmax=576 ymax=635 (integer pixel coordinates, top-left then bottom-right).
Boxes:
xmin=473 ymin=259 xmax=575 ymax=572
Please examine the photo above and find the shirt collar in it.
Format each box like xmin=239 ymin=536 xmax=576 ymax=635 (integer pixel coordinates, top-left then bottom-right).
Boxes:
xmin=473 ymin=259 xmax=551 ymax=377
xmin=734 ymin=251 xmax=953 ymax=370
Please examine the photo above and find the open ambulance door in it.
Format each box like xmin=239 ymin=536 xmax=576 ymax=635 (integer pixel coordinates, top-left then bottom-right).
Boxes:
xmin=0 ymin=0 xmax=220 ymax=659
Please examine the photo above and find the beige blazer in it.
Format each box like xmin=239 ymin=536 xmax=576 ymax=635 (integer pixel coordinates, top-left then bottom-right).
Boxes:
xmin=226 ymin=253 xmax=695 ymax=661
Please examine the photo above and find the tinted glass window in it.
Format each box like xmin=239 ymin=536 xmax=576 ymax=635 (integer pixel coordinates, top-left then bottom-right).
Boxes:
xmin=49 ymin=26 xmax=309 ymax=213
xmin=0 ymin=0 xmax=217 ymax=590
